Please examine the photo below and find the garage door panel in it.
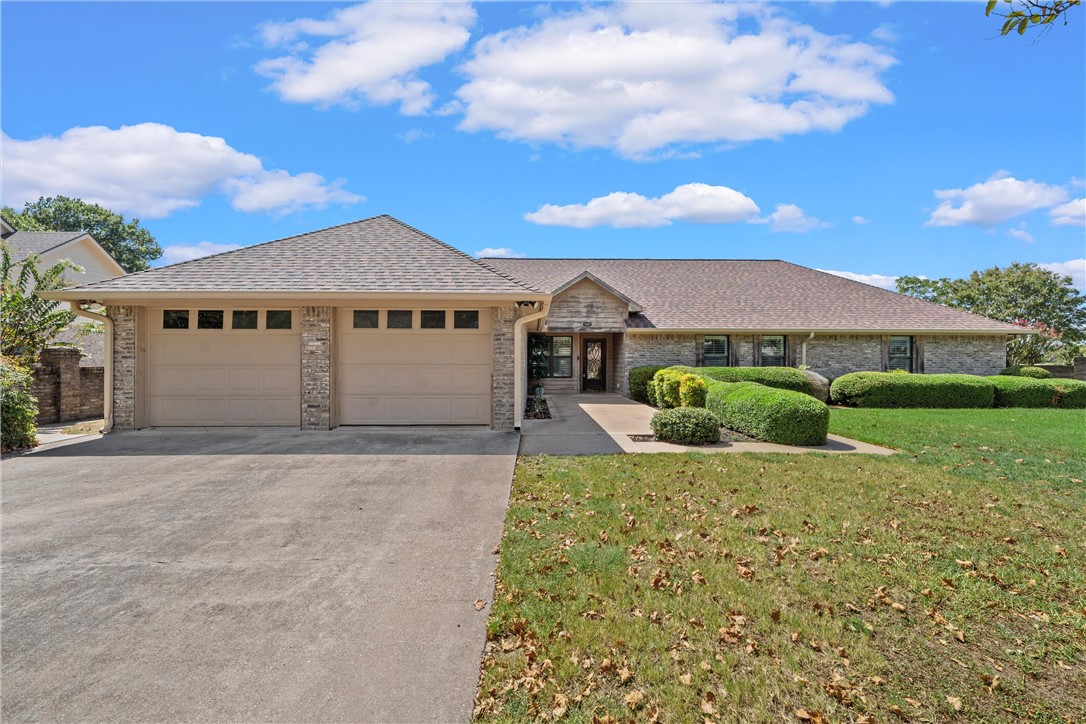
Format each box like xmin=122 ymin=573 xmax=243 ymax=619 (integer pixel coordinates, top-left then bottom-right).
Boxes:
xmin=191 ymin=338 xmax=226 ymax=365
xmin=192 ymin=398 xmax=227 ymax=425
xmin=384 ymin=367 xmax=420 ymax=392
xmin=192 ymin=368 xmax=227 ymax=395
xmin=383 ymin=338 xmax=419 ymax=365
xmin=449 ymin=397 xmax=487 ymax=423
xmin=152 ymin=337 xmax=193 ymax=366
xmin=338 ymin=366 xmax=382 ymax=393
xmin=448 ymin=337 xmax=491 ymax=364
xmin=416 ymin=367 xmax=451 ymax=392
xmin=448 ymin=367 xmax=489 ymax=393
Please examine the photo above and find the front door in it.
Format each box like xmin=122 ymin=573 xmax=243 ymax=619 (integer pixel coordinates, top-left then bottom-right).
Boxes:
xmin=582 ymin=339 xmax=606 ymax=392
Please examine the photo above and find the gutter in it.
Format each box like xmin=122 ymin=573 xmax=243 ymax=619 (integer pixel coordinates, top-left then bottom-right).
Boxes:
xmin=513 ymin=301 xmax=549 ymax=431
xmin=72 ymin=303 xmax=114 ymax=433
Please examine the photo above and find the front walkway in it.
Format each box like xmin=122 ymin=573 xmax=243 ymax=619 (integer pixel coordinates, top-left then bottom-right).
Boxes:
xmin=520 ymin=393 xmax=895 ymax=456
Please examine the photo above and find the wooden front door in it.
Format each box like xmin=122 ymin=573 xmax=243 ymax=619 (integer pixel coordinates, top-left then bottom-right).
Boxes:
xmin=582 ymin=339 xmax=606 ymax=392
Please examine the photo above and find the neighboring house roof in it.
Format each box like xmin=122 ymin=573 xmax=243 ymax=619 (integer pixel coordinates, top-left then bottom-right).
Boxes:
xmin=485 ymin=258 xmax=1021 ymax=334
xmin=48 ymin=215 xmax=541 ymax=299
xmin=3 ymin=230 xmax=88 ymax=264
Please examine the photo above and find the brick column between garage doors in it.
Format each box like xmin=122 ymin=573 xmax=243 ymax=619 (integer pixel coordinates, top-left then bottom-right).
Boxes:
xmin=491 ymin=306 xmax=516 ymax=431
xmin=301 ymin=306 xmax=333 ymax=430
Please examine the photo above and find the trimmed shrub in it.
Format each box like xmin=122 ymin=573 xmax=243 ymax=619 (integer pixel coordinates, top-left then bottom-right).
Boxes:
xmin=646 ymin=378 xmax=659 ymax=407
xmin=679 ymin=374 xmax=707 ymax=408
xmin=650 ymin=407 xmax=721 ymax=445
xmin=652 ymin=369 xmax=684 ymax=409
xmin=629 ymin=365 xmax=665 ymax=404
xmin=688 ymin=366 xmax=813 ymax=395
xmin=830 ymin=372 xmax=995 ymax=409
xmin=705 ymin=380 xmax=829 ymax=446
xmin=1001 ymin=365 xmax=1052 ymax=379
xmin=1 ymin=358 xmax=38 ymax=451
xmin=990 ymin=376 xmax=1086 ymax=408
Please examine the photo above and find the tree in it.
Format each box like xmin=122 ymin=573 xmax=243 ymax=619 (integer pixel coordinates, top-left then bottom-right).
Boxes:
xmin=0 ymin=245 xmax=78 ymax=363
xmin=1 ymin=196 xmax=161 ymax=272
xmin=896 ymin=263 xmax=1086 ymax=364
xmin=986 ymin=0 xmax=1080 ymax=36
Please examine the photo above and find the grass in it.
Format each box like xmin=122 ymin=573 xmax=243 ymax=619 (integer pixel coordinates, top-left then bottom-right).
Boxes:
xmin=475 ymin=409 xmax=1086 ymax=723
xmin=59 ymin=419 xmax=104 ymax=435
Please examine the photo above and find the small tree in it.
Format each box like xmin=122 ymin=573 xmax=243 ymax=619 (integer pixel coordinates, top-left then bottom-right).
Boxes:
xmin=1008 ymin=319 xmax=1063 ymax=365
xmin=1 ymin=245 xmax=79 ymax=363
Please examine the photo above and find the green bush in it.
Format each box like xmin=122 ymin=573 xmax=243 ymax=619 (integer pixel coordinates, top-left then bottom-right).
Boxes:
xmin=652 ymin=369 xmax=684 ymax=408
xmin=830 ymin=372 xmax=995 ymax=409
xmin=1 ymin=358 xmax=38 ymax=451
xmin=990 ymin=376 xmax=1086 ymax=408
xmin=705 ymin=380 xmax=829 ymax=446
xmin=646 ymin=377 xmax=659 ymax=406
xmin=679 ymin=374 xmax=707 ymax=408
xmin=1001 ymin=365 xmax=1052 ymax=379
xmin=629 ymin=365 xmax=664 ymax=404
xmin=650 ymin=407 xmax=721 ymax=445
xmin=672 ymin=365 xmax=813 ymax=395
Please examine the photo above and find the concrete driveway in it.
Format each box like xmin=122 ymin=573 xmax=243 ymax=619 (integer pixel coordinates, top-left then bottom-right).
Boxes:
xmin=1 ymin=428 xmax=518 ymax=723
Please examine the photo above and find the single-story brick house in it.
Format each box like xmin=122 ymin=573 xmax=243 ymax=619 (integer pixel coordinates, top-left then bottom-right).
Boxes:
xmin=44 ymin=215 xmax=1021 ymax=432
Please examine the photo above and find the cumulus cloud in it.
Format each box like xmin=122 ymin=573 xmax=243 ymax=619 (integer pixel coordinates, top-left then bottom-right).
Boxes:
xmin=1049 ymin=197 xmax=1085 ymax=227
xmin=256 ymin=2 xmax=475 ymax=114
xmin=757 ymin=203 xmax=827 ymax=233
xmin=1 ymin=123 xmax=362 ymax=218
xmin=1040 ymin=258 xmax=1086 ymax=292
xmin=817 ymin=268 xmax=899 ymax=291
xmin=475 ymin=247 xmax=526 ymax=258
xmin=457 ymin=3 xmax=895 ymax=157
xmin=1006 ymin=225 xmax=1035 ymax=244
xmin=161 ymin=241 xmax=243 ymax=265
xmin=851 ymin=215 xmax=870 ymax=225
xmin=926 ymin=172 xmax=1068 ymax=228
xmin=524 ymin=183 xmax=760 ymax=229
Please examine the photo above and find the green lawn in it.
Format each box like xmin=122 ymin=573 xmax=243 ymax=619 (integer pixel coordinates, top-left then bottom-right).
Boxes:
xmin=475 ymin=409 xmax=1085 ymax=723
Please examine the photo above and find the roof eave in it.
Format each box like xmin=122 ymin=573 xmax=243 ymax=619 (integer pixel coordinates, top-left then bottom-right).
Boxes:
xmin=624 ymin=327 xmax=1025 ymax=335
xmin=39 ymin=289 xmax=552 ymax=304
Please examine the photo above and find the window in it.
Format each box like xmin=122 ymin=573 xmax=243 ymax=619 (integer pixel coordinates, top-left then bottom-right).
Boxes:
xmin=353 ymin=310 xmax=378 ymax=329
xmin=529 ymin=335 xmax=573 ymax=378
xmin=454 ymin=310 xmax=479 ymax=329
xmin=387 ymin=310 xmax=413 ymax=329
xmin=232 ymin=310 xmax=258 ymax=329
xmin=704 ymin=335 xmax=730 ymax=366
xmin=760 ymin=335 xmax=786 ymax=367
xmin=266 ymin=310 xmax=292 ymax=329
xmin=888 ymin=336 xmax=913 ymax=372
xmin=162 ymin=310 xmax=189 ymax=329
xmin=421 ymin=310 xmax=446 ymax=329
xmin=197 ymin=310 xmax=224 ymax=330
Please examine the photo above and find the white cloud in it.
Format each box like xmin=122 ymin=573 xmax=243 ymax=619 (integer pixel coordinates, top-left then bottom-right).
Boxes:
xmin=1049 ymin=197 xmax=1085 ymax=227
xmin=161 ymin=241 xmax=242 ymax=265
xmin=256 ymin=2 xmax=475 ymax=114
xmin=524 ymin=183 xmax=760 ymax=229
xmin=475 ymin=247 xmax=526 ymax=259
xmin=397 ymin=128 xmax=434 ymax=144
xmin=870 ymin=24 xmax=897 ymax=43
xmin=457 ymin=3 xmax=895 ymax=157
xmin=1 ymin=123 xmax=362 ymax=218
xmin=926 ymin=172 xmax=1069 ymax=228
xmin=818 ymin=268 xmax=899 ymax=291
xmin=1006 ymin=224 xmax=1035 ymax=244
xmin=1040 ymin=258 xmax=1086 ymax=292
xmin=851 ymin=215 xmax=870 ymax=225
xmin=757 ymin=203 xmax=827 ymax=233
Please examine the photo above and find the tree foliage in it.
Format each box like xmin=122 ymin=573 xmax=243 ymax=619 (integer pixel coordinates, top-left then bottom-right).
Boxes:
xmin=1 ymin=245 xmax=78 ymax=363
xmin=1 ymin=196 xmax=161 ymax=272
xmin=986 ymin=0 xmax=1080 ymax=36
xmin=897 ymin=263 xmax=1086 ymax=364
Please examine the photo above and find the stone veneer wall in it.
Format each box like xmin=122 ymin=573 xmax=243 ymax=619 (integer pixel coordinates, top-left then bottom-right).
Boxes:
xmin=921 ymin=335 xmax=1006 ymax=376
xmin=492 ymin=306 xmax=516 ymax=430
xmin=301 ymin=306 xmax=333 ymax=430
xmin=30 ymin=347 xmax=104 ymax=424
xmin=109 ymin=305 xmax=137 ymax=429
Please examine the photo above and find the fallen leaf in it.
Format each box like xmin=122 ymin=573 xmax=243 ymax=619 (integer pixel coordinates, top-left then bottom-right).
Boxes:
xmin=552 ymin=693 xmax=569 ymax=719
xmin=624 ymin=690 xmax=645 ymax=709
xmin=619 ymin=665 xmax=633 ymax=683
xmin=700 ymin=697 xmax=717 ymax=716
xmin=947 ymin=696 xmax=962 ymax=712
xmin=474 ymin=599 xmax=487 ymax=611
xmin=679 ymin=673 xmax=693 ymax=685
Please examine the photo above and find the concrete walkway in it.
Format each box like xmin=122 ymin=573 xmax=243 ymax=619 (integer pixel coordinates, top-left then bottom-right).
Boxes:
xmin=520 ymin=393 xmax=895 ymax=456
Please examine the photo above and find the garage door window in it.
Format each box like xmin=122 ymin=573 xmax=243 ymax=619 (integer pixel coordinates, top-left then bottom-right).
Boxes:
xmin=232 ymin=310 xmax=258 ymax=329
xmin=353 ymin=310 xmax=379 ymax=328
xmin=387 ymin=310 xmax=413 ymax=329
xmin=421 ymin=310 xmax=446 ymax=329
xmin=198 ymin=310 xmax=224 ymax=329
xmin=266 ymin=310 xmax=293 ymax=329
xmin=454 ymin=310 xmax=479 ymax=329
xmin=163 ymin=310 xmax=189 ymax=329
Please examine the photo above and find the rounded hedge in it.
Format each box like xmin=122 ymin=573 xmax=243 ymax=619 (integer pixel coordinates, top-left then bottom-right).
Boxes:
xmin=830 ymin=372 xmax=995 ymax=409
xmin=681 ymin=365 xmax=813 ymax=395
xmin=629 ymin=365 xmax=665 ymax=404
xmin=1001 ymin=365 xmax=1052 ymax=379
xmin=1 ymin=359 xmax=38 ymax=452
xmin=650 ymin=407 xmax=721 ymax=445
xmin=706 ymin=380 xmax=829 ymax=446
xmin=679 ymin=373 xmax=707 ymax=408
xmin=652 ymin=369 xmax=684 ymax=408
xmin=990 ymin=375 xmax=1086 ymax=408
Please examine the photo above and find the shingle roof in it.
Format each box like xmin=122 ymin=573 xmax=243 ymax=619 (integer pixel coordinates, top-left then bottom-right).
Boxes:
xmin=55 ymin=215 xmax=540 ymax=296
xmin=485 ymin=258 xmax=1021 ymax=333
xmin=2 ymin=231 xmax=86 ymax=263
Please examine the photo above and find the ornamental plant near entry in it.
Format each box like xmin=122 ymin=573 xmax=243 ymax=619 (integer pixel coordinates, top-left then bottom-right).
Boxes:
xmin=628 ymin=365 xmax=664 ymax=404
xmin=678 ymin=374 xmax=707 ymax=408
xmin=650 ymin=407 xmax=721 ymax=445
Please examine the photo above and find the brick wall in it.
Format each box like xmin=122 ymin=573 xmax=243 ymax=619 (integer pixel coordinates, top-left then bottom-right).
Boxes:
xmin=491 ymin=306 xmax=516 ymax=430
xmin=804 ymin=335 xmax=883 ymax=379
xmin=301 ymin=306 xmax=333 ymax=430
xmin=618 ymin=334 xmax=700 ymax=394
xmin=921 ymin=335 xmax=1006 ymax=376
xmin=31 ymin=347 xmax=104 ymax=424
xmin=109 ymin=305 xmax=137 ymax=430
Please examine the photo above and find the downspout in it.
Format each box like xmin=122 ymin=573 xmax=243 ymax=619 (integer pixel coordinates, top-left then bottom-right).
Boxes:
xmin=513 ymin=301 xmax=549 ymax=430
xmin=801 ymin=332 xmax=815 ymax=366
xmin=73 ymin=303 xmax=114 ymax=433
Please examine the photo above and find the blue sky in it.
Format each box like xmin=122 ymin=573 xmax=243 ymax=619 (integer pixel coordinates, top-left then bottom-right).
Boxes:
xmin=2 ymin=1 xmax=1083 ymax=290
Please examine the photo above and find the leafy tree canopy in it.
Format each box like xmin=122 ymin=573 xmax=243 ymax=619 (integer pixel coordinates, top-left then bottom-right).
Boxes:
xmin=1 ymin=196 xmax=161 ymax=272
xmin=986 ymin=0 xmax=1080 ymax=36
xmin=1 ymin=245 xmax=78 ymax=363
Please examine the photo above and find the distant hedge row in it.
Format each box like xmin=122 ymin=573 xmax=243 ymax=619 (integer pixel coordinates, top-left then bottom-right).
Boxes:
xmin=830 ymin=371 xmax=1086 ymax=409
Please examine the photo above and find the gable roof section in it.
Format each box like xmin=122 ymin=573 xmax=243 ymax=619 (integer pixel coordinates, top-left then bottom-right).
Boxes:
xmin=552 ymin=270 xmax=643 ymax=312
xmin=49 ymin=215 xmax=541 ymax=298
xmin=2 ymin=230 xmax=87 ymax=264
xmin=485 ymin=258 xmax=1022 ymax=334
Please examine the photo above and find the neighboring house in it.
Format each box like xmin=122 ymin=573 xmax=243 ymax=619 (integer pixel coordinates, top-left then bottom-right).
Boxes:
xmin=43 ymin=215 xmax=1021 ymax=432
xmin=1 ymin=217 xmax=126 ymax=366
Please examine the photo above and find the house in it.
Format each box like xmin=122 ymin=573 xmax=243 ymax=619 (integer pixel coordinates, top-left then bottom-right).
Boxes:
xmin=43 ymin=215 xmax=1020 ymax=432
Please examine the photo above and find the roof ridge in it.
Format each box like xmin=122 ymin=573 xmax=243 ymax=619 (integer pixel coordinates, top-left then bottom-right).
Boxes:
xmin=484 ymin=257 xmax=782 ymax=262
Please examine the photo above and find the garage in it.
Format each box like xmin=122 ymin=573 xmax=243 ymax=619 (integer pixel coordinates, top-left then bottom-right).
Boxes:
xmin=147 ymin=307 xmax=301 ymax=426
xmin=337 ymin=307 xmax=492 ymax=425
